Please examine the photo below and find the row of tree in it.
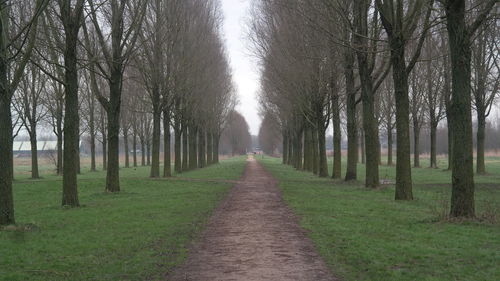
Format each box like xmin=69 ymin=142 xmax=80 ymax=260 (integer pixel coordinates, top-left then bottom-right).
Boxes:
xmin=0 ymin=0 xmax=237 ymax=226
xmin=251 ymin=0 xmax=498 ymax=218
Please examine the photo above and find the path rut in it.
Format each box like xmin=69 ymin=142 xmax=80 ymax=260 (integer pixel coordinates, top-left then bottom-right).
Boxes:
xmin=168 ymin=157 xmax=336 ymax=281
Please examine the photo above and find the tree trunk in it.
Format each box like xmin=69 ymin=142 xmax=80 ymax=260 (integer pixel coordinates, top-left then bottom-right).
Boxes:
xmin=413 ymin=123 xmax=420 ymax=168
xmin=293 ymin=133 xmax=299 ymax=169
xmin=476 ymin=109 xmax=486 ymax=174
xmin=30 ymin=132 xmax=39 ymax=179
xmin=62 ymin=19 xmax=81 ymax=206
xmin=312 ymin=126 xmax=319 ymax=175
xmin=123 ymin=128 xmax=129 ymax=168
xmin=146 ymin=136 xmax=151 ymax=166
xmin=358 ymin=67 xmax=378 ymax=187
xmin=189 ymin=125 xmax=198 ymax=170
xmin=102 ymin=112 xmax=107 ymax=170
xmin=287 ymin=133 xmax=293 ymax=165
xmin=150 ymin=100 xmax=161 ymax=177
xmin=360 ymin=129 xmax=365 ymax=164
xmin=140 ymin=135 xmax=145 ymax=166
xmin=446 ymin=0 xmax=475 ymax=217
xmin=303 ymin=127 xmax=312 ymax=171
xmin=332 ymin=96 xmax=341 ymax=179
xmin=430 ymin=121 xmax=438 ymax=168
xmin=174 ymin=121 xmax=182 ymax=172
xmin=90 ymin=121 xmax=96 ymax=172
xmin=105 ymin=80 xmax=121 ymax=193
xmin=56 ymin=121 xmax=63 ymax=175
xmin=390 ymin=37 xmax=413 ymax=199
xmin=198 ymin=127 xmax=206 ymax=168
xmin=206 ymin=131 xmax=213 ymax=165
xmin=387 ymin=125 xmax=393 ymax=165
xmin=133 ymin=131 xmax=137 ymax=167
xmin=318 ymin=125 xmax=328 ymax=178
xmin=76 ymin=127 xmax=81 ymax=175
xmin=163 ymin=109 xmax=171 ymax=177
xmin=213 ymin=134 xmax=220 ymax=164
xmin=0 ymin=73 xmax=14 ymax=225
xmin=354 ymin=0 xmax=378 ymax=188
xmin=182 ymin=122 xmax=188 ymax=170
xmin=282 ymin=131 xmax=288 ymax=164
xmin=295 ymin=130 xmax=303 ymax=170
xmin=343 ymin=11 xmax=357 ymax=181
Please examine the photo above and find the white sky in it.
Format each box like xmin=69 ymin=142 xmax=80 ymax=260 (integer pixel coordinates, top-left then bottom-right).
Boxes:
xmin=221 ymin=0 xmax=261 ymax=135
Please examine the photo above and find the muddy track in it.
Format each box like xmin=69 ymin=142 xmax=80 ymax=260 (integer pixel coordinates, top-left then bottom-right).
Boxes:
xmin=167 ymin=157 xmax=336 ymax=281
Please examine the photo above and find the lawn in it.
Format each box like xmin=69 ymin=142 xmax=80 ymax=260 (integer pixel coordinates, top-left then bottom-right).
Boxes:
xmin=0 ymin=156 xmax=247 ymax=281
xmin=259 ymin=156 xmax=500 ymax=281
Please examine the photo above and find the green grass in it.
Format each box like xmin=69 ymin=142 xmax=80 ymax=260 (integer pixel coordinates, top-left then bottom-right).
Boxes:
xmin=260 ymin=156 xmax=500 ymax=281
xmin=0 ymin=157 xmax=247 ymax=281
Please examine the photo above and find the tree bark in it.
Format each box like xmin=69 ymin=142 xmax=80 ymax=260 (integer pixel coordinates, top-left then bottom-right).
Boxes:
xmin=30 ymin=132 xmax=39 ymax=179
xmin=476 ymin=109 xmax=486 ymax=174
xmin=206 ymin=131 xmax=213 ymax=165
xmin=0 ymin=74 xmax=14 ymax=224
xmin=182 ymin=122 xmax=188 ymax=170
xmin=105 ymin=75 xmax=122 ymax=192
xmin=282 ymin=131 xmax=288 ymax=164
xmin=189 ymin=124 xmax=198 ymax=170
xmin=90 ymin=109 xmax=96 ymax=171
xmin=61 ymin=5 xmax=82 ymax=206
xmin=312 ymin=126 xmax=319 ymax=175
xmin=140 ymin=134 xmax=145 ymax=166
xmin=387 ymin=124 xmax=393 ymax=165
xmin=287 ymin=133 xmax=293 ymax=165
xmin=213 ymin=134 xmax=220 ymax=164
xmin=332 ymin=95 xmax=341 ymax=179
xmin=446 ymin=0 xmax=476 ymax=217
xmin=174 ymin=120 xmax=182 ymax=172
xmin=413 ymin=122 xmax=420 ymax=168
xmin=132 ymin=130 xmax=137 ymax=167
xmin=360 ymin=129 xmax=365 ymax=164
xmin=198 ymin=127 xmax=206 ymax=168
xmin=150 ymin=98 xmax=161 ymax=177
xmin=101 ymin=111 xmax=107 ymax=170
xmin=146 ymin=136 xmax=151 ymax=166
xmin=354 ymin=0 xmax=379 ymax=188
xmin=430 ymin=121 xmax=438 ymax=168
xmin=390 ymin=36 xmax=413 ymax=199
xmin=318 ymin=125 xmax=329 ymax=178
xmin=56 ymin=118 xmax=63 ymax=175
xmin=163 ymin=109 xmax=171 ymax=177
xmin=345 ymin=66 xmax=357 ymax=180
xmin=296 ymin=130 xmax=303 ymax=170
xmin=303 ymin=127 xmax=312 ymax=171
xmin=123 ymin=127 xmax=129 ymax=168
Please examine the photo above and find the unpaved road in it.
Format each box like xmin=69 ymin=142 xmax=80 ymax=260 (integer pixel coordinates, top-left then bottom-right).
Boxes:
xmin=168 ymin=157 xmax=336 ymax=281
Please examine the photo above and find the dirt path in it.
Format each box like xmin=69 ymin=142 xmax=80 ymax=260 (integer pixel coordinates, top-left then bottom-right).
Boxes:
xmin=168 ymin=157 xmax=336 ymax=281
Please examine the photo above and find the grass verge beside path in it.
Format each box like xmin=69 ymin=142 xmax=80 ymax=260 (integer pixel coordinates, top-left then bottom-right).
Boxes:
xmin=0 ymin=157 xmax=247 ymax=281
xmin=259 ymin=157 xmax=500 ymax=281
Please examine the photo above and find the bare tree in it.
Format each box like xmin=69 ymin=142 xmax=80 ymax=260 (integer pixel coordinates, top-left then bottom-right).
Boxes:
xmin=13 ymin=63 xmax=47 ymax=179
xmin=472 ymin=19 xmax=499 ymax=174
xmin=0 ymin=0 xmax=47 ymax=225
xmin=443 ymin=0 xmax=498 ymax=217
xmin=376 ymin=0 xmax=434 ymax=199
xmin=86 ymin=0 xmax=147 ymax=192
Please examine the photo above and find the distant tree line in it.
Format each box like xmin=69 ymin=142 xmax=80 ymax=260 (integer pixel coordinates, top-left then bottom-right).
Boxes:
xmin=219 ymin=111 xmax=252 ymax=156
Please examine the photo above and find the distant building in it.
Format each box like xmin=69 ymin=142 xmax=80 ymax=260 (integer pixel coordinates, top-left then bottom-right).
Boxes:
xmin=13 ymin=141 xmax=82 ymax=157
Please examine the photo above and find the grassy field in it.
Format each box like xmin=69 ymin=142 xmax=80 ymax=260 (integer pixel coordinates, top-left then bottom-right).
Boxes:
xmin=259 ymin=156 xmax=500 ymax=281
xmin=0 ymin=156 xmax=247 ymax=281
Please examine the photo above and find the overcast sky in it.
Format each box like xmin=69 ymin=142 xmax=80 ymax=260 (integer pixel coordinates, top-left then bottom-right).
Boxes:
xmin=221 ymin=0 xmax=261 ymax=135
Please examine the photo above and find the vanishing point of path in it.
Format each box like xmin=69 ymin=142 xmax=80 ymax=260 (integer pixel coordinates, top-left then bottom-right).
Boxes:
xmin=168 ymin=156 xmax=336 ymax=281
